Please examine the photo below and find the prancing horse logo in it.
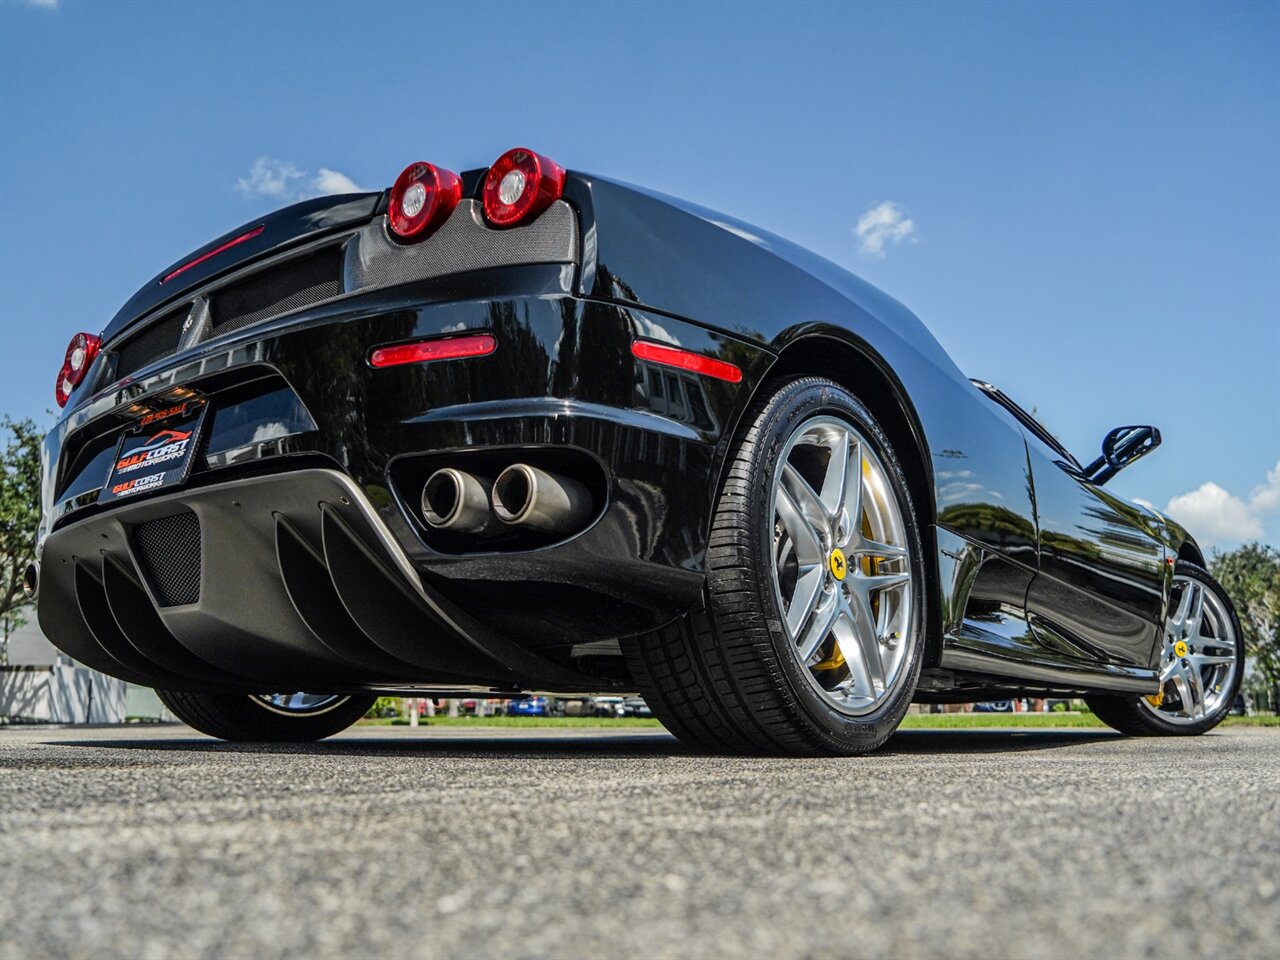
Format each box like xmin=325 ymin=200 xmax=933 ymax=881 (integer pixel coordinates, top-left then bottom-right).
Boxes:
xmin=829 ymin=547 xmax=848 ymax=581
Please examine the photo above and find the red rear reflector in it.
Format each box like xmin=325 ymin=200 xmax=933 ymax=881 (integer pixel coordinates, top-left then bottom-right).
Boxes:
xmin=369 ymin=334 xmax=497 ymax=368
xmin=161 ymin=225 xmax=265 ymax=284
xmin=631 ymin=341 xmax=742 ymax=383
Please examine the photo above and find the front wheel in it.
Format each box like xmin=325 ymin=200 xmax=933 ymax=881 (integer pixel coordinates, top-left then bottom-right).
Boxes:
xmin=625 ymin=376 xmax=927 ymax=756
xmin=1086 ymin=562 xmax=1244 ymax=736
xmin=157 ymin=689 xmax=376 ymax=741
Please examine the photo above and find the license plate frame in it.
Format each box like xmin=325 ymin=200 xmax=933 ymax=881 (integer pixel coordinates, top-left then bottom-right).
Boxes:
xmin=98 ymin=401 xmax=210 ymax=504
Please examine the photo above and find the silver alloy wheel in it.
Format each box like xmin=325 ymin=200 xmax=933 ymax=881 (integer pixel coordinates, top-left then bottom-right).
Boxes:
xmin=252 ymin=693 xmax=349 ymax=716
xmin=1139 ymin=574 xmax=1240 ymax=724
xmin=769 ymin=416 xmax=914 ymax=716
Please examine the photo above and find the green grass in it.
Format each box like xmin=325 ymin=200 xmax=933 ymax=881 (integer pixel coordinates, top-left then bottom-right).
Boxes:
xmin=1217 ymin=715 xmax=1280 ymax=727
xmin=359 ymin=713 xmax=1278 ymax=729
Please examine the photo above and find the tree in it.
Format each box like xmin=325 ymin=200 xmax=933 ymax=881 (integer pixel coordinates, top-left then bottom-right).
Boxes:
xmin=1211 ymin=542 xmax=1280 ymax=699
xmin=1 ymin=417 xmax=42 ymax=648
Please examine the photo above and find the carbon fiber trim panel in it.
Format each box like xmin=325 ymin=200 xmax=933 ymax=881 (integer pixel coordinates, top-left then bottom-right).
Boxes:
xmin=115 ymin=304 xmax=191 ymax=380
xmin=212 ymin=246 xmax=343 ymax=337
xmin=344 ymin=199 xmax=578 ymax=291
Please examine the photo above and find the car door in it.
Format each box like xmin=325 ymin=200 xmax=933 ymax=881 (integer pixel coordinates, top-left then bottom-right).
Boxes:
xmin=1022 ymin=435 xmax=1167 ymax=668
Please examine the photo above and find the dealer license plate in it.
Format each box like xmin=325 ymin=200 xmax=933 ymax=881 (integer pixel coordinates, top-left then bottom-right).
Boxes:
xmin=98 ymin=401 xmax=209 ymax=504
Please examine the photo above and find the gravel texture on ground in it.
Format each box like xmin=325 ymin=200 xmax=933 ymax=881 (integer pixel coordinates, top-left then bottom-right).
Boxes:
xmin=1 ymin=724 xmax=1276 ymax=959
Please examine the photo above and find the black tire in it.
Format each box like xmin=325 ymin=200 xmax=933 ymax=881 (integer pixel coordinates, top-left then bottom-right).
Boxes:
xmin=624 ymin=376 xmax=927 ymax=756
xmin=1086 ymin=562 xmax=1244 ymax=736
xmin=157 ymin=689 xmax=376 ymax=742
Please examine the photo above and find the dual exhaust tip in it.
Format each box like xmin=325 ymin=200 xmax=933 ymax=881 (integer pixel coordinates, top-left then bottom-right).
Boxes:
xmin=421 ymin=464 xmax=591 ymax=537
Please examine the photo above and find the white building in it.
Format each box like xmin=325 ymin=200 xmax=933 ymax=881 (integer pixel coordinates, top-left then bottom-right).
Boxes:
xmin=1 ymin=613 xmax=170 ymax=723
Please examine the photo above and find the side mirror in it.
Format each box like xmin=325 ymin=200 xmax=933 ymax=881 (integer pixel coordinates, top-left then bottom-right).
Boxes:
xmin=1085 ymin=425 xmax=1162 ymax=485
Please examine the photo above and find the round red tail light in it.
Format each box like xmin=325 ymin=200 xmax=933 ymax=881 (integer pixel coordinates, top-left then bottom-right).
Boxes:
xmin=481 ymin=148 xmax=565 ymax=228
xmin=388 ymin=162 xmax=463 ymax=241
xmin=55 ymin=331 xmax=102 ymax=407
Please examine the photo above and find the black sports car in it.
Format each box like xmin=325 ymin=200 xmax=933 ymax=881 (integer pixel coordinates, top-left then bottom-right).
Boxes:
xmin=30 ymin=148 xmax=1244 ymax=754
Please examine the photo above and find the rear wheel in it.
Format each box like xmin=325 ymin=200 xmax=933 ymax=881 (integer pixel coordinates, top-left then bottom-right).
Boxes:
xmin=625 ymin=376 xmax=927 ymax=756
xmin=157 ymin=689 xmax=375 ymax=742
xmin=1086 ymin=562 xmax=1243 ymax=736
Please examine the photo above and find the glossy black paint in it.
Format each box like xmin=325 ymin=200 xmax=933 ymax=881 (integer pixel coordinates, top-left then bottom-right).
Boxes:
xmin=37 ymin=168 xmax=1198 ymax=696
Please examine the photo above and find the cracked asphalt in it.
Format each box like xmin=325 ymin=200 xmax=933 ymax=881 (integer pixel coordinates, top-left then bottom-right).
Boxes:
xmin=0 ymin=724 xmax=1276 ymax=960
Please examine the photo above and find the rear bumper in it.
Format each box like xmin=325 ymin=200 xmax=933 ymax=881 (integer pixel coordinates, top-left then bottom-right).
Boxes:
xmin=37 ymin=469 xmax=621 ymax=693
xmin=38 ymin=276 xmax=773 ymax=688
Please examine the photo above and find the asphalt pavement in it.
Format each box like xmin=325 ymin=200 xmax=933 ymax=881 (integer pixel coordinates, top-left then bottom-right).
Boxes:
xmin=0 ymin=723 xmax=1276 ymax=960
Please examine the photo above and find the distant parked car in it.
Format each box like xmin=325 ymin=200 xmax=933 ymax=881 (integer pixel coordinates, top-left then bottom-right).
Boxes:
xmin=974 ymin=701 xmax=1015 ymax=713
xmin=505 ymin=696 xmax=549 ymax=717
xmin=620 ymin=697 xmax=653 ymax=718
xmin=590 ymin=696 xmax=625 ymax=718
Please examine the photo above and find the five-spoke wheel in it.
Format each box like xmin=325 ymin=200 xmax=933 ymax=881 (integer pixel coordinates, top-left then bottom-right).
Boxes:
xmin=1088 ymin=562 xmax=1243 ymax=736
xmin=770 ymin=416 xmax=914 ymax=716
xmin=1139 ymin=573 xmax=1240 ymax=724
xmin=625 ymin=376 xmax=926 ymax=755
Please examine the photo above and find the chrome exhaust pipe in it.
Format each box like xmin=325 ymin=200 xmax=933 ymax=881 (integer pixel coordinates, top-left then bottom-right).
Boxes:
xmin=22 ymin=562 xmax=39 ymax=601
xmin=421 ymin=469 xmax=497 ymax=534
xmin=492 ymin=464 xmax=592 ymax=534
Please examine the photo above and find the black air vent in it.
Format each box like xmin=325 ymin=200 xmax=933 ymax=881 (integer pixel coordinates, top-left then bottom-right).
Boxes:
xmin=133 ymin=511 xmax=202 ymax=606
xmin=114 ymin=304 xmax=191 ymax=380
xmin=211 ymin=247 xmax=343 ymax=337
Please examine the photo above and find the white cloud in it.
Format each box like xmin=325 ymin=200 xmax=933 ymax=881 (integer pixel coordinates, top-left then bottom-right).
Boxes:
xmin=312 ymin=168 xmax=365 ymax=195
xmin=235 ymin=157 xmax=365 ymax=202
xmin=854 ymin=201 xmax=916 ymax=258
xmin=26 ymin=0 xmax=59 ymax=8
xmin=1165 ymin=482 xmax=1264 ymax=546
xmin=235 ymin=157 xmax=305 ymax=199
xmin=1249 ymin=461 xmax=1280 ymax=519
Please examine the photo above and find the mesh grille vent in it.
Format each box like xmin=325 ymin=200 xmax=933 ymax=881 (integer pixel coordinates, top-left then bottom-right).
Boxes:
xmin=211 ymin=247 xmax=343 ymax=337
xmin=114 ymin=304 xmax=191 ymax=380
xmin=133 ymin=511 xmax=202 ymax=606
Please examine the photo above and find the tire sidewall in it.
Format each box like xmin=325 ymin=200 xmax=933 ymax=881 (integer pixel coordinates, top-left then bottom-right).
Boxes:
xmin=741 ymin=378 xmax=926 ymax=749
xmin=158 ymin=689 xmax=375 ymax=741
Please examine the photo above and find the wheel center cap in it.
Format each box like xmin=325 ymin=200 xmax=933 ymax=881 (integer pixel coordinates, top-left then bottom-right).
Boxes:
xmin=1173 ymin=639 xmax=1188 ymax=658
xmin=829 ymin=548 xmax=848 ymax=581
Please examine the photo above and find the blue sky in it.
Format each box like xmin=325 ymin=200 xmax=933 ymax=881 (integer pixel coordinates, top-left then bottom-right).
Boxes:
xmin=1 ymin=0 xmax=1276 ymax=550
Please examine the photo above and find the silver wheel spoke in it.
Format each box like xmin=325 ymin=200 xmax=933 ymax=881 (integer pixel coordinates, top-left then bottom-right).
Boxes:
xmin=780 ymin=465 xmax=827 ymax=546
xmin=776 ymin=481 xmax=824 ymax=564
xmin=1189 ymin=653 xmax=1234 ymax=668
xmin=853 ymin=537 xmax=909 ymax=560
xmin=1184 ymin=667 xmax=1207 ymax=719
xmin=842 ymin=445 xmax=864 ymax=537
xmin=832 ymin=611 xmax=881 ymax=697
xmin=1187 ymin=583 xmax=1205 ymax=637
xmin=1172 ymin=582 xmax=1193 ymax=629
xmin=1171 ymin=671 xmax=1197 ymax=718
xmin=797 ymin=592 xmax=840 ymax=663
xmin=818 ymin=429 xmax=850 ymax=518
xmin=786 ymin=565 xmax=825 ymax=640
xmin=847 ymin=602 xmax=887 ymax=693
xmin=859 ymin=571 xmax=912 ymax=594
